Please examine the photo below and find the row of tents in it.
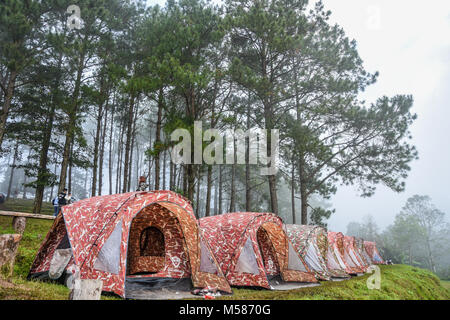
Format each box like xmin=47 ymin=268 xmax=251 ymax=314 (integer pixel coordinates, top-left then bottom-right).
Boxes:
xmin=28 ymin=191 xmax=384 ymax=298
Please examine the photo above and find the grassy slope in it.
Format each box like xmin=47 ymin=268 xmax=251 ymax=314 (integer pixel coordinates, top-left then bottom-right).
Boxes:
xmin=442 ymin=281 xmax=450 ymax=290
xmin=0 ymin=199 xmax=54 ymax=278
xmin=0 ymin=201 xmax=118 ymax=300
xmin=217 ymin=264 xmax=450 ymax=300
xmin=1 ymin=199 xmax=449 ymax=300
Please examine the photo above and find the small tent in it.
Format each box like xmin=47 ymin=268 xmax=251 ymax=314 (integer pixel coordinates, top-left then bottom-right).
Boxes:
xmin=285 ymin=224 xmax=332 ymax=281
xmin=325 ymin=236 xmax=350 ymax=279
xmin=343 ymin=236 xmax=367 ymax=273
xmin=29 ymin=191 xmax=231 ymax=298
xmin=327 ymin=232 xmax=360 ymax=275
xmin=364 ymin=241 xmax=385 ymax=264
xmin=199 ymin=212 xmax=318 ymax=288
xmin=355 ymin=237 xmax=373 ymax=266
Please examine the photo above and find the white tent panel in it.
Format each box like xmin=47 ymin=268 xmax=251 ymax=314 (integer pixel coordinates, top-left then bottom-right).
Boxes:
xmin=199 ymin=240 xmax=218 ymax=274
xmin=349 ymin=249 xmax=363 ymax=267
xmin=235 ymin=237 xmax=260 ymax=275
xmin=94 ymin=219 xmax=122 ymax=274
xmin=305 ymin=242 xmax=324 ymax=272
xmin=327 ymin=248 xmax=341 ymax=270
xmin=288 ymin=241 xmax=308 ymax=272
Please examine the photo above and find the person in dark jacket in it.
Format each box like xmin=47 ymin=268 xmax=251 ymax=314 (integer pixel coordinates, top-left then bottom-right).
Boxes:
xmin=56 ymin=188 xmax=68 ymax=216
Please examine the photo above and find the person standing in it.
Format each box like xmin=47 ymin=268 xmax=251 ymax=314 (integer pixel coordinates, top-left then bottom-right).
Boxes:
xmin=65 ymin=192 xmax=75 ymax=204
xmin=52 ymin=196 xmax=59 ymax=216
xmin=56 ymin=188 xmax=68 ymax=216
xmin=137 ymin=176 xmax=148 ymax=192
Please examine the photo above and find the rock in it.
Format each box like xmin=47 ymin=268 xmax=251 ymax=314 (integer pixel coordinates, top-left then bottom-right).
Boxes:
xmin=49 ymin=248 xmax=72 ymax=280
xmin=69 ymin=279 xmax=103 ymax=300
xmin=0 ymin=234 xmax=22 ymax=277
xmin=12 ymin=217 xmax=26 ymax=234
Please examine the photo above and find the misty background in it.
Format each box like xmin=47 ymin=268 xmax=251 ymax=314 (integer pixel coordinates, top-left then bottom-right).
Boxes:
xmin=143 ymin=0 xmax=450 ymax=232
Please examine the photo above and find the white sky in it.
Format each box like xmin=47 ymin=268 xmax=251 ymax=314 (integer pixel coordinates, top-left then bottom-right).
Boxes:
xmin=146 ymin=0 xmax=450 ymax=232
xmin=320 ymin=0 xmax=450 ymax=232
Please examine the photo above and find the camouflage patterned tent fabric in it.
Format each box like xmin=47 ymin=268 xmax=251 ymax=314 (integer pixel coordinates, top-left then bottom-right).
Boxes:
xmin=343 ymin=236 xmax=367 ymax=273
xmin=327 ymin=232 xmax=360 ymax=275
xmin=29 ymin=191 xmax=231 ymax=297
xmin=355 ymin=237 xmax=373 ymax=266
xmin=285 ymin=224 xmax=333 ymax=281
xmin=199 ymin=212 xmax=318 ymax=288
xmin=364 ymin=241 xmax=385 ymax=264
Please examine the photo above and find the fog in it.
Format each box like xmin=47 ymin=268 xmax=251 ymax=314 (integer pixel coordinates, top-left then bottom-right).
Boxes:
xmin=146 ymin=0 xmax=450 ymax=232
xmin=322 ymin=0 xmax=450 ymax=232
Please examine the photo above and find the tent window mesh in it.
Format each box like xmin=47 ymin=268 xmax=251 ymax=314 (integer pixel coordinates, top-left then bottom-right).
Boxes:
xmin=235 ymin=237 xmax=260 ymax=275
xmin=327 ymin=248 xmax=341 ymax=270
xmin=288 ymin=241 xmax=307 ymax=272
xmin=334 ymin=247 xmax=347 ymax=269
xmin=344 ymin=250 xmax=357 ymax=268
xmin=305 ymin=242 xmax=324 ymax=272
xmin=349 ymin=250 xmax=363 ymax=267
xmin=363 ymin=251 xmax=372 ymax=264
xmin=199 ymin=240 xmax=218 ymax=274
xmin=93 ymin=219 xmax=122 ymax=274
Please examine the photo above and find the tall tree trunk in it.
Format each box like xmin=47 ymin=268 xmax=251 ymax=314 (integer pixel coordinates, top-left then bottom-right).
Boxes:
xmin=291 ymin=161 xmax=296 ymax=224
xmin=181 ymin=165 xmax=186 ymax=195
xmin=147 ymin=127 xmax=154 ymax=190
xmin=214 ymin=167 xmax=218 ymax=215
xmin=218 ymin=165 xmax=223 ymax=215
xmin=262 ymin=51 xmax=278 ymax=215
xmin=163 ymin=150 xmax=167 ymax=190
xmin=205 ymin=165 xmax=212 ymax=217
xmin=91 ymin=84 xmax=105 ymax=196
xmin=245 ymin=107 xmax=252 ymax=212
xmin=108 ymin=103 xmax=115 ymax=195
xmin=59 ymin=49 xmax=86 ymax=194
xmin=116 ymin=120 xmax=124 ymax=194
xmin=68 ymin=137 xmax=74 ymax=194
xmin=229 ymin=139 xmax=237 ymax=213
xmin=169 ymin=157 xmax=174 ymax=191
xmin=33 ymin=54 xmax=63 ymax=213
xmin=298 ymin=153 xmax=308 ymax=224
xmin=7 ymin=142 xmax=19 ymax=200
xmin=0 ymin=71 xmax=18 ymax=152
xmin=128 ymin=105 xmax=138 ymax=192
xmin=426 ymin=237 xmax=436 ymax=272
xmin=135 ymin=142 xmax=140 ymax=191
xmin=154 ymin=88 xmax=164 ymax=190
xmin=187 ymin=165 xmax=196 ymax=203
xmin=122 ymin=93 xmax=135 ymax=193
xmin=195 ymin=171 xmax=201 ymax=218
xmin=98 ymin=100 xmax=109 ymax=196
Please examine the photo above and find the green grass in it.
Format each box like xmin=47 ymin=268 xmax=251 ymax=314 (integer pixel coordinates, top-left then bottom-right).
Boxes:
xmin=0 ymin=198 xmax=55 ymax=278
xmin=0 ymin=198 xmax=54 ymax=216
xmin=0 ymin=276 xmax=71 ymax=300
xmin=1 ymin=199 xmax=449 ymax=300
xmin=0 ymin=199 xmax=119 ymax=300
xmin=441 ymin=280 xmax=450 ymax=291
xmin=215 ymin=264 xmax=450 ymax=300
